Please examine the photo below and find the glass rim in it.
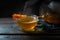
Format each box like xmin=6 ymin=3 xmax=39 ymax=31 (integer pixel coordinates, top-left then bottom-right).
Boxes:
xmin=16 ymin=16 xmax=39 ymax=23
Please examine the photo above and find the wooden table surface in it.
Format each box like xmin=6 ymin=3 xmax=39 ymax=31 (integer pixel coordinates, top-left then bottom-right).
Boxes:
xmin=0 ymin=18 xmax=24 ymax=34
xmin=0 ymin=18 xmax=60 ymax=40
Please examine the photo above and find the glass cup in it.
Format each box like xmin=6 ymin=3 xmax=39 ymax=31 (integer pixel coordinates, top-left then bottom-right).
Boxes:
xmin=16 ymin=15 xmax=39 ymax=32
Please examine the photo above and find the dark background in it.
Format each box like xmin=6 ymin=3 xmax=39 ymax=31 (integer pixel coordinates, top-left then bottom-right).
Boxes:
xmin=0 ymin=0 xmax=26 ymax=18
xmin=0 ymin=0 xmax=51 ymax=18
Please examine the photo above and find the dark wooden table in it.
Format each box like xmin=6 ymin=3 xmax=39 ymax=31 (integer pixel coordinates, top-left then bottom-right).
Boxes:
xmin=0 ymin=18 xmax=60 ymax=40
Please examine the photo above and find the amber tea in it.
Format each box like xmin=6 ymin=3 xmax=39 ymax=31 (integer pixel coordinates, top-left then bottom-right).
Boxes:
xmin=17 ymin=16 xmax=39 ymax=32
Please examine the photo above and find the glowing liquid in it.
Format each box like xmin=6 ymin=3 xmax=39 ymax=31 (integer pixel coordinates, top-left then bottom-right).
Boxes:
xmin=17 ymin=16 xmax=38 ymax=31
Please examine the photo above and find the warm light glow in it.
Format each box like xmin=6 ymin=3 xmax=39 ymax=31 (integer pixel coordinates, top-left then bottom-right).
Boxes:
xmin=41 ymin=15 xmax=45 ymax=18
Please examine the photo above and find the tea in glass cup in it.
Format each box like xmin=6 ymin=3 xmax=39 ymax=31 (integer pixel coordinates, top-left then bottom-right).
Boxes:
xmin=16 ymin=15 xmax=39 ymax=32
xmin=12 ymin=14 xmax=39 ymax=32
